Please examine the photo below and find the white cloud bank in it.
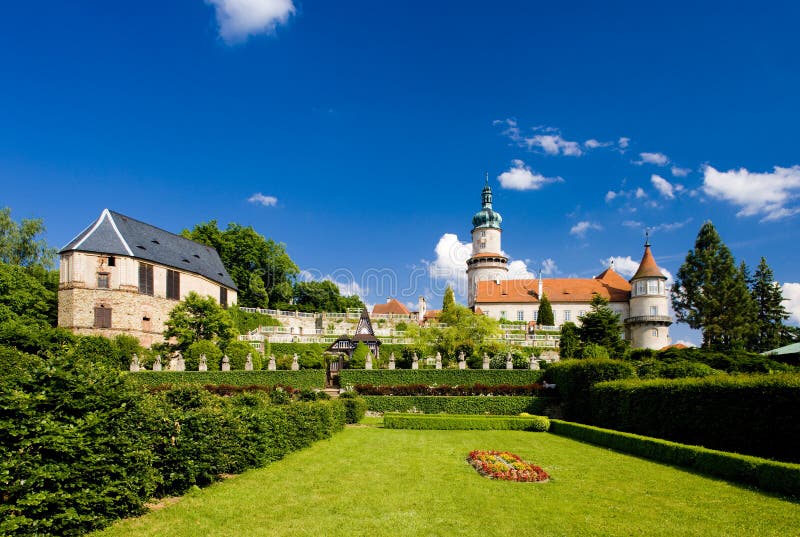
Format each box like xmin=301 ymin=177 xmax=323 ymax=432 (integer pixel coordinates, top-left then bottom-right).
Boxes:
xmin=635 ymin=152 xmax=669 ymax=166
xmin=497 ymin=160 xmax=563 ymax=191
xmin=247 ymin=192 xmax=278 ymax=206
xmin=428 ymin=233 xmax=472 ymax=293
xmin=570 ymin=221 xmax=602 ymax=238
xmin=702 ymin=164 xmax=800 ymax=221
xmin=782 ymin=282 xmax=800 ymax=325
xmin=651 ymin=174 xmax=675 ymax=199
xmin=207 ymin=0 xmax=294 ymax=44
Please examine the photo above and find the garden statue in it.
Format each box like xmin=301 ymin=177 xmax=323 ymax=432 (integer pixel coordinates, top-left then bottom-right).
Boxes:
xmin=221 ymin=355 xmax=231 ymax=371
xmin=388 ymin=352 xmax=396 ymax=370
xmin=506 ymin=352 xmax=513 ymax=370
xmin=199 ymin=353 xmax=208 ymax=372
xmin=152 ymin=354 xmax=162 ymax=371
xmin=129 ymin=354 xmax=139 ymax=372
xmin=482 ymin=352 xmax=490 ymax=370
xmin=365 ymin=351 xmax=373 ymax=370
xmin=411 ymin=352 xmax=419 ymax=370
xmin=268 ymin=354 xmax=276 ymax=371
xmin=435 ymin=352 xmax=442 ymax=370
xmin=458 ymin=351 xmax=466 ymax=370
xmin=245 ymin=353 xmax=254 ymax=371
xmin=291 ymin=353 xmax=300 ymax=371
xmin=529 ymin=354 xmax=539 ymax=370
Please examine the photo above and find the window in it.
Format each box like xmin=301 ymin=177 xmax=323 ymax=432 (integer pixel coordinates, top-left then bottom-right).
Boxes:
xmin=481 ymin=230 xmax=486 ymax=237
xmin=97 ymin=272 xmax=109 ymax=289
xmin=166 ymin=269 xmax=180 ymax=300
xmin=220 ymin=287 xmax=228 ymax=308
xmin=139 ymin=263 xmax=154 ymax=295
xmin=107 ymin=256 xmax=116 ymax=267
xmin=564 ymin=310 xmax=571 ymax=321
xmin=500 ymin=311 xmax=506 ymax=320
xmin=579 ymin=310 xmax=586 ymax=318
xmin=636 ymin=281 xmax=646 ymax=295
xmin=533 ymin=310 xmax=538 ymax=321
xmin=650 ymin=306 xmax=658 ymax=316
xmin=651 ymin=329 xmax=658 ymax=337
xmin=480 ymin=241 xmax=486 ymax=249
xmin=517 ymin=310 xmax=524 ymax=321
xmin=94 ymin=306 xmax=112 ymax=328
xmin=647 ymin=280 xmax=659 ymax=294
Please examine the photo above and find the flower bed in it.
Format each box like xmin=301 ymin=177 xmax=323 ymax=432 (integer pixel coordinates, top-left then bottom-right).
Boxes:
xmin=467 ymin=450 xmax=549 ymax=482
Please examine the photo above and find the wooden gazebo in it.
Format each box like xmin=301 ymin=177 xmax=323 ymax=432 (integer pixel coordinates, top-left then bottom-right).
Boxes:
xmin=325 ymin=309 xmax=381 ymax=380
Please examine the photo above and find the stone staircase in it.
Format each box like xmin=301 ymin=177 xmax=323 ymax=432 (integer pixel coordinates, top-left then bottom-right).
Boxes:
xmin=323 ymin=388 xmax=341 ymax=399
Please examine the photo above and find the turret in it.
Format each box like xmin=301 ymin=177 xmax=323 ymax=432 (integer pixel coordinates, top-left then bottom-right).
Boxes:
xmin=625 ymin=234 xmax=672 ymax=349
xmin=466 ymin=174 xmax=508 ymax=307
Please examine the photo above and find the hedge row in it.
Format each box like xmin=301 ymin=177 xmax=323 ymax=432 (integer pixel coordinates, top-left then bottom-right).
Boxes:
xmin=384 ymin=413 xmax=550 ymax=431
xmin=542 ymin=359 xmax=635 ymax=422
xmin=549 ymin=420 xmax=800 ymax=498
xmin=590 ymin=374 xmax=800 ymax=462
xmin=361 ymin=395 xmax=548 ymax=415
xmin=353 ymin=383 xmax=545 ymax=396
xmin=128 ymin=370 xmax=326 ymax=390
xmin=339 ymin=369 xmax=544 ymax=389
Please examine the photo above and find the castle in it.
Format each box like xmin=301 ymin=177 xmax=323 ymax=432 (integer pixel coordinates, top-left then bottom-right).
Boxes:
xmin=466 ymin=180 xmax=672 ymax=350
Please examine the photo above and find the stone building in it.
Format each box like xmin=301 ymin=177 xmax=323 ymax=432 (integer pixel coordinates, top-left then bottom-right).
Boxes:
xmin=467 ymin=182 xmax=671 ymax=350
xmin=58 ymin=209 xmax=237 ymax=347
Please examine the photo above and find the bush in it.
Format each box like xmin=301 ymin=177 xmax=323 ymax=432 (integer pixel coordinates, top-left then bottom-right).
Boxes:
xmin=267 ymin=342 xmax=327 ymax=369
xmin=352 ymin=383 xmax=544 ymax=396
xmin=589 ymin=373 xmax=800 ymax=462
xmin=635 ymin=359 xmax=720 ymax=379
xmin=361 ymin=396 xmax=547 ymax=415
xmin=549 ymin=419 xmax=800 ymax=498
xmin=339 ymin=369 xmax=544 ymax=389
xmin=184 ymin=340 xmax=224 ymax=371
xmin=338 ymin=393 xmax=367 ymax=423
xmin=543 ymin=359 xmax=635 ymax=422
xmin=580 ymin=343 xmax=610 ymax=359
xmin=384 ymin=413 xmax=550 ymax=431
xmin=129 ymin=370 xmax=326 ymax=390
xmin=225 ymin=340 xmax=262 ymax=370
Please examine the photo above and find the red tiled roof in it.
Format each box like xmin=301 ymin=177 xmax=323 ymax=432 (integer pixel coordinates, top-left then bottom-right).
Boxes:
xmin=474 ymin=268 xmax=631 ymax=304
xmin=631 ymin=245 xmax=666 ymax=280
xmin=423 ymin=309 xmax=441 ymax=321
xmin=660 ymin=343 xmax=688 ymax=350
xmin=372 ymin=298 xmax=411 ymax=315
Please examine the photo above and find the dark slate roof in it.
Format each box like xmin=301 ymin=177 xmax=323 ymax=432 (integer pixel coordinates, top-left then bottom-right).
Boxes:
xmin=60 ymin=209 xmax=237 ymax=290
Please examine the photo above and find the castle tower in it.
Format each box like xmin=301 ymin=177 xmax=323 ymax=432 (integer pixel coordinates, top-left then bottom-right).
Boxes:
xmin=626 ymin=235 xmax=672 ymax=349
xmin=467 ymin=175 xmax=508 ymax=307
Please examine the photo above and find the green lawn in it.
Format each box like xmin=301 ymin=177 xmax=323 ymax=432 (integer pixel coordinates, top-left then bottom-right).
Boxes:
xmin=97 ymin=425 xmax=800 ymax=537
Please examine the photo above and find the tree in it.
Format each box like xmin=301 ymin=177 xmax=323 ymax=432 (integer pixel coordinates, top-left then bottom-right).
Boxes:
xmin=291 ymin=280 xmax=365 ymax=312
xmin=537 ymin=294 xmax=554 ymax=326
xmin=0 ymin=207 xmax=56 ymax=269
xmin=439 ymin=285 xmax=457 ymax=324
xmin=429 ymin=305 xmax=500 ymax=364
xmin=182 ymin=221 xmax=299 ymax=308
xmin=672 ymin=222 xmax=758 ymax=351
xmin=749 ymin=257 xmax=789 ymax=352
xmin=164 ymin=292 xmax=235 ymax=353
xmin=559 ymin=321 xmax=581 ymax=359
xmin=578 ymin=293 xmax=626 ymax=356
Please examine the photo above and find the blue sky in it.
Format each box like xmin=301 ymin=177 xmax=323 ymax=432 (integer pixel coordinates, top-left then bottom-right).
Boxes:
xmin=2 ymin=1 xmax=800 ymax=345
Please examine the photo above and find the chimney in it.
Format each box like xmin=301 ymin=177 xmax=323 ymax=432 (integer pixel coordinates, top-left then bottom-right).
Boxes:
xmin=538 ymin=269 xmax=543 ymax=299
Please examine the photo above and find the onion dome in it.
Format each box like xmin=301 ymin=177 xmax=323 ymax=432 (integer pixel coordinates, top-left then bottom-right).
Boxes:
xmin=472 ymin=179 xmax=503 ymax=230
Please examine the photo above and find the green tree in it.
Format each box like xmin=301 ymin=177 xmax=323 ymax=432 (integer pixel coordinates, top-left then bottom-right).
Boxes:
xmin=164 ymin=292 xmax=235 ymax=353
xmin=578 ymin=293 xmax=626 ymax=356
xmin=184 ymin=340 xmax=223 ymax=371
xmin=672 ymin=221 xmax=758 ymax=351
xmin=440 ymin=285 xmax=457 ymax=324
xmin=537 ymin=294 xmax=554 ymax=326
xmin=429 ymin=305 xmax=500 ymax=364
xmin=749 ymin=257 xmax=789 ymax=352
xmin=559 ymin=321 xmax=581 ymax=359
xmin=182 ymin=221 xmax=299 ymax=308
xmin=580 ymin=342 xmax=610 ymax=359
xmin=350 ymin=341 xmax=370 ymax=368
xmin=0 ymin=207 xmax=56 ymax=269
xmin=291 ymin=280 xmax=364 ymax=312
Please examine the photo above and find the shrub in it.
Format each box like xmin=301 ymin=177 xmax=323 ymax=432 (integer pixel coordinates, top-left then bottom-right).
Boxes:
xmin=184 ymin=340 xmax=223 ymax=371
xmin=339 ymin=392 xmax=367 ymax=423
xmin=580 ymin=343 xmax=610 ymax=359
xmin=635 ymin=359 xmax=720 ymax=379
xmin=589 ymin=373 xmax=800 ymax=462
xmin=129 ymin=370 xmax=326 ymax=390
xmin=384 ymin=413 xmax=550 ymax=431
xmin=267 ymin=343 xmax=327 ymax=369
xmin=361 ymin=396 xmax=547 ymax=415
xmin=543 ymin=359 xmax=635 ymax=422
xmin=549 ymin=419 xmax=800 ymax=498
xmin=352 ymin=383 xmax=544 ymax=396
xmin=339 ymin=369 xmax=544 ymax=389
xmin=226 ymin=340 xmax=262 ymax=370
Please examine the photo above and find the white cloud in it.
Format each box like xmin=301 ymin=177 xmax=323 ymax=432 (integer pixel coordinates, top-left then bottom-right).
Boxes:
xmin=497 ymin=159 xmax=563 ymax=191
xmin=207 ymin=0 xmax=294 ymax=44
xmin=508 ymin=260 xmax=535 ymax=279
xmin=702 ymin=165 xmax=800 ymax=221
xmin=524 ymin=133 xmax=583 ymax=156
xmin=247 ymin=192 xmax=278 ymax=206
xmin=623 ymin=220 xmax=642 ymax=228
xmin=603 ymin=255 xmax=672 ymax=284
xmin=671 ymin=166 xmax=691 ymax=177
xmin=541 ymin=258 xmax=558 ymax=276
xmin=635 ymin=187 xmax=647 ymax=199
xmin=618 ymin=137 xmax=630 ymax=149
xmin=570 ymin=221 xmax=602 ymax=238
xmin=604 ymin=190 xmax=618 ymax=203
xmin=782 ymin=282 xmax=800 ymax=325
xmin=635 ymin=152 xmax=670 ymax=166
xmin=585 ymin=139 xmax=612 ymax=149
xmin=651 ymin=174 xmax=675 ymax=199
xmin=428 ymin=233 xmax=472 ymax=293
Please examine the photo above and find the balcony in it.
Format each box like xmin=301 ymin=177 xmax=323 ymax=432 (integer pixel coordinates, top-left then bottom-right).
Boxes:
xmin=624 ymin=315 xmax=672 ymax=325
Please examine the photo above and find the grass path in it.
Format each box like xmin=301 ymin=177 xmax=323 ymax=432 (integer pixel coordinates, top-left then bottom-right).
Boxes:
xmin=97 ymin=425 xmax=800 ymax=536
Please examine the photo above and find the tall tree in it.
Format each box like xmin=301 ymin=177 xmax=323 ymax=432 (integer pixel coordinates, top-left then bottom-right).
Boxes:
xmin=537 ymin=294 xmax=554 ymax=326
xmin=558 ymin=321 xmax=581 ymax=359
xmin=749 ymin=257 xmax=789 ymax=352
xmin=291 ymin=280 xmax=364 ymax=312
xmin=183 ymin=221 xmax=299 ymax=308
xmin=0 ymin=207 xmax=56 ymax=269
xmin=163 ymin=292 xmax=235 ymax=353
xmin=439 ymin=285 xmax=457 ymax=324
xmin=672 ymin=221 xmax=757 ymax=351
xmin=578 ymin=293 xmax=626 ymax=356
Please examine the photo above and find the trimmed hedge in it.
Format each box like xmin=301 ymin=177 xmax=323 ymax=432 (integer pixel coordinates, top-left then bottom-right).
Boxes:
xmin=549 ymin=419 xmax=800 ymax=498
xmin=338 ymin=392 xmax=367 ymax=423
xmin=384 ymin=413 xmax=550 ymax=431
xmin=543 ymin=359 xmax=635 ymax=422
xmin=128 ymin=370 xmax=326 ymax=390
xmin=590 ymin=373 xmax=800 ymax=462
xmin=339 ymin=369 xmax=544 ymax=389
xmin=362 ymin=395 xmax=548 ymax=415
xmin=353 ymin=383 xmax=544 ymax=396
